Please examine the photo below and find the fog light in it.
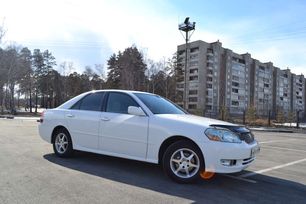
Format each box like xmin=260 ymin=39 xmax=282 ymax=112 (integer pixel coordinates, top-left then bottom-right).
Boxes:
xmin=221 ymin=159 xmax=236 ymax=166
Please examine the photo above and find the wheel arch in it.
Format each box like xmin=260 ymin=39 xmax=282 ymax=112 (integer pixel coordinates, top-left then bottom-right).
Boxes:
xmin=51 ymin=125 xmax=70 ymax=144
xmin=158 ymin=135 xmax=204 ymax=165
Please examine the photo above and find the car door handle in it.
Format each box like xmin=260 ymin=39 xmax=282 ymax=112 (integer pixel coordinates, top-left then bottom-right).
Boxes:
xmin=100 ymin=117 xmax=110 ymax=121
xmin=66 ymin=114 xmax=75 ymax=118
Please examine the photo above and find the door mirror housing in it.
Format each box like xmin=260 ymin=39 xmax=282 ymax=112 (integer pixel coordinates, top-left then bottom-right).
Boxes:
xmin=128 ymin=106 xmax=146 ymax=116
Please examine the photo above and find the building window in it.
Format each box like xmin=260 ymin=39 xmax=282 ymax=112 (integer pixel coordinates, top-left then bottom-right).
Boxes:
xmin=232 ymin=82 xmax=239 ymax=87
xmin=232 ymin=75 xmax=239 ymax=81
xmin=189 ymin=90 xmax=198 ymax=95
xmin=207 ymin=62 xmax=213 ymax=67
xmin=205 ymin=105 xmax=212 ymax=110
xmin=206 ymin=84 xmax=212 ymax=88
xmin=238 ymin=96 xmax=245 ymax=100
xmin=189 ymin=76 xmax=198 ymax=81
xmin=231 ymin=101 xmax=239 ymax=106
xmin=188 ymin=104 xmax=197 ymax=109
xmin=190 ymin=47 xmax=199 ymax=53
xmin=259 ymin=66 xmax=265 ymax=71
xmin=190 ymin=54 xmax=198 ymax=59
xmin=207 ymin=70 xmax=213 ymax=75
xmin=207 ymin=48 xmax=213 ymax=53
xmin=206 ymin=98 xmax=212 ymax=103
xmin=190 ymin=69 xmax=198 ymax=74
xmin=177 ymin=84 xmax=184 ymax=88
xmin=189 ymin=97 xmax=197 ymax=102
xmin=189 ymin=61 xmax=199 ymax=67
xmin=207 ymin=56 xmax=213 ymax=61
xmin=207 ymin=77 xmax=213 ymax=82
xmin=178 ymin=50 xmax=185 ymax=55
xmin=232 ymin=88 xmax=238 ymax=93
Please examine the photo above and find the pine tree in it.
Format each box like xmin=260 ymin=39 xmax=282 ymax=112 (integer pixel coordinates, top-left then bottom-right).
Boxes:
xmin=106 ymin=53 xmax=120 ymax=88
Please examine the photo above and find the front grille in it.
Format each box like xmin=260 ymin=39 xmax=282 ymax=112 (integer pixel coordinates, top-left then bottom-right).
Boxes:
xmin=239 ymin=132 xmax=254 ymax=144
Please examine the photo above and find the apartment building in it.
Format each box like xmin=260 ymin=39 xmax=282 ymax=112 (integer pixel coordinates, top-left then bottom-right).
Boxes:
xmin=177 ymin=40 xmax=223 ymax=115
xmin=176 ymin=40 xmax=306 ymax=118
xmin=251 ymin=60 xmax=274 ymax=116
xmin=291 ymin=74 xmax=305 ymax=114
xmin=223 ymin=51 xmax=252 ymax=115
xmin=273 ymin=68 xmax=292 ymax=115
xmin=177 ymin=40 xmax=252 ymax=115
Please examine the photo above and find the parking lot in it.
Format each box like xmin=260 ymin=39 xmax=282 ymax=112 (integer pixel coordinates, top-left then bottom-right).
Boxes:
xmin=0 ymin=119 xmax=305 ymax=204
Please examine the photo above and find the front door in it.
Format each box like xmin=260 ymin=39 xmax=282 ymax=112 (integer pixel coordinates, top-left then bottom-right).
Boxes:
xmin=99 ymin=92 xmax=148 ymax=159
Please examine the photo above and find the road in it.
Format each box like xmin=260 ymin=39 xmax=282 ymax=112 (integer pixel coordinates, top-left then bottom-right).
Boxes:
xmin=0 ymin=119 xmax=305 ymax=204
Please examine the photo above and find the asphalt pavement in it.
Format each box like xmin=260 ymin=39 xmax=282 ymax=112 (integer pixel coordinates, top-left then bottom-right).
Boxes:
xmin=0 ymin=119 xmax=305 ymax=204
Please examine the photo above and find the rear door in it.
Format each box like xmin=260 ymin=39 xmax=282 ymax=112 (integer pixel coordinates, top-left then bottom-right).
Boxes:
xmin=66 ymin=92 xmax=105 ymax=150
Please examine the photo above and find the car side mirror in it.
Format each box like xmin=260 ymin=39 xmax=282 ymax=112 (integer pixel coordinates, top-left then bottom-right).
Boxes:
xmin=128 ymin=106 xmax=146 ymax=116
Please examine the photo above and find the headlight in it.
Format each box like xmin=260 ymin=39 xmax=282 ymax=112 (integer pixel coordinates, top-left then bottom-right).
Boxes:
xmin=205 ymin=128 xmax=242 ymax=143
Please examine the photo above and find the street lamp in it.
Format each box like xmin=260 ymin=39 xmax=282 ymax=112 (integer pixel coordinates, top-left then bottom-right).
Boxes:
xmin=178 ymin=17 xmax=196 ymax=110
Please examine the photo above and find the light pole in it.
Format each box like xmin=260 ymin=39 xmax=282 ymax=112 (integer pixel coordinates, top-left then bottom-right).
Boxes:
xmin=178 ymin=17 xmax=196 ymax=110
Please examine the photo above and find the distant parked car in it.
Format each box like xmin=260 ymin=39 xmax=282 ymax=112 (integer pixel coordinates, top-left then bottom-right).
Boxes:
xmin=39 ymin=90 xmax=260 ymax=183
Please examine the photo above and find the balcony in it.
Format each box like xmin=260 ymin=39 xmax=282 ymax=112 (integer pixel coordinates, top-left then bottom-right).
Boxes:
xmin=190 ymin=68 xmax=198 ymax=75
xmin=189 ymin=76 xmax=199 ymax=81
xmin=207 ymin=62 xmax=214 ymax=69
xmin=207 ymin=56 xmax=214 ymax=63
xmin=207 ymin=52 xmax=213 ymax=57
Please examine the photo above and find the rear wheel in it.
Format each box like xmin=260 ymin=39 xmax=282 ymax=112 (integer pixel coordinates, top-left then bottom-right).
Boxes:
xmin=163 ymin=140 xmax=204 ymax=183
xmin=53 ymin=128 xmax=73 ymax=157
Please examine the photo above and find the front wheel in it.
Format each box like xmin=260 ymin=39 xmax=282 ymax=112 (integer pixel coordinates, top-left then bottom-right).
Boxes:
xmin=53 ymin=128 xmax=73 ymax=157
xmin=163 ymin=140 xmax=204 ymax=183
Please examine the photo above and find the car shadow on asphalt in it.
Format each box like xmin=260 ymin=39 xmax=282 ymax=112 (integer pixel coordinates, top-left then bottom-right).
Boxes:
xmin=44 ymin=151 xmax=306 ymax=204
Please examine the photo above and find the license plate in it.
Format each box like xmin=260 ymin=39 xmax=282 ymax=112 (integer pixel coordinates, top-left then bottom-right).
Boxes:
xmin=250 ymin=146 xmax=260 ymax=157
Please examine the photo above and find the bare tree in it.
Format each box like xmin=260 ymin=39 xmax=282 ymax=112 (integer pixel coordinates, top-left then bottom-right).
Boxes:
xmin=146 ymin=59 xmax=159 ymax=93
xmin=95 ymin=64 xmax=105 ymax=89
xmin=0 ymin=19 xmax=6 ymax=45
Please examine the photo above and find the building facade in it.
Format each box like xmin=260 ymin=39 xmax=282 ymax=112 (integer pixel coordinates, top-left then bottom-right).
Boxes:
xmin=273 ymin=68 xmax=292 ymax=116
xmin=176 ymin=40 xmax=306 ymax=118
xmin=291 ymin=74 xmax=305 ymax=113
xmin=251 ymin=61 xmax=274 ymax=116
xmin=223 ymin=51 xmax=252 ymax=115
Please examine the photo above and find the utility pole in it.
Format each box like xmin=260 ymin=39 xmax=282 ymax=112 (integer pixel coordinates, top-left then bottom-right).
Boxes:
xmin=178 ymin=17 xmax=196 ymax=110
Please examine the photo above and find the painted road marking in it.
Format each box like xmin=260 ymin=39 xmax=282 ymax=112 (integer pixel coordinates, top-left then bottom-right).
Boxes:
xmin=263 ymin=145 xmax=306 ymax=153
xmin=240 ymin=158 xmax=306 ymax=178
xmin=259 ymin=139 xmax=298 ymax=144
xmin=222 ymin=174 xmax=257 ymax=184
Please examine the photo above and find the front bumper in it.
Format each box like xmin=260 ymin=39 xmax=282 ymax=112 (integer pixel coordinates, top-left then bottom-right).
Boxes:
xmin=199 ymin=140 xmax=260 ymax=173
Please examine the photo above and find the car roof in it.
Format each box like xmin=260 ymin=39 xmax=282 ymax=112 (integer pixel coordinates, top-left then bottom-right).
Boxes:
xmin=87 ymin=89 xmax=155 ymax=95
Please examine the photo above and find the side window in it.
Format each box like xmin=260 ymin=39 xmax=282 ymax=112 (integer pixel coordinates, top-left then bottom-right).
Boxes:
xmin=70 ymin=100 xmax=81 ymax=110
xmin=77 ymin=92 xmax=104 ymax=111
xmin=106 ymin=92 xmax=139 ymax=114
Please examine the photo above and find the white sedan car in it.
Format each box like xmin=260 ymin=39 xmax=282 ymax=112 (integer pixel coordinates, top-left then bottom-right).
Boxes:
xmin=39 ymin=90 xmax=260 ymax=183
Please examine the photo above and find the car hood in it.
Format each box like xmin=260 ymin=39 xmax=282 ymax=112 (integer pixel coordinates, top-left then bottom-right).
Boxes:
xmin=155 ymin=114 xmax=239 ymax=128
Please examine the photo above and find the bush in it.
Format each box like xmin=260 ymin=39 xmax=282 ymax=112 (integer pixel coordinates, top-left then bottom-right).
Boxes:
xmin=254 ymin=119 xmax=269 ymax=126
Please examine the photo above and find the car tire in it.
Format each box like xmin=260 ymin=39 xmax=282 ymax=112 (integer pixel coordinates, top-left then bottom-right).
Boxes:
xmin=53 ymin=128 xmax=74 ymax=157
xmin=163 ymin=140 xmax=204 ymax=183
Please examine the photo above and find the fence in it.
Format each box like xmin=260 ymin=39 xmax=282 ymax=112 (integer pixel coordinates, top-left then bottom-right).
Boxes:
xmin=187 ymin=105 xmax=306 ymax=127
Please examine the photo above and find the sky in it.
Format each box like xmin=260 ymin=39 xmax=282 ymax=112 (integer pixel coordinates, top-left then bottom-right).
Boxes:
xmin=0 ymin=0 xmax=306 ymax=75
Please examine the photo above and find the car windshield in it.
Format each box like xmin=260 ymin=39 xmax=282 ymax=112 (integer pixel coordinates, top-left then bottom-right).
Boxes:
xmin=135 ymin=93 xmax=186 ymax=115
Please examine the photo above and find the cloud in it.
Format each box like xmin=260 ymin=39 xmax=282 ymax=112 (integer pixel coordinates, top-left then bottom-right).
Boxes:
xmin=0 ymin=0 xmax=305 ymax=75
